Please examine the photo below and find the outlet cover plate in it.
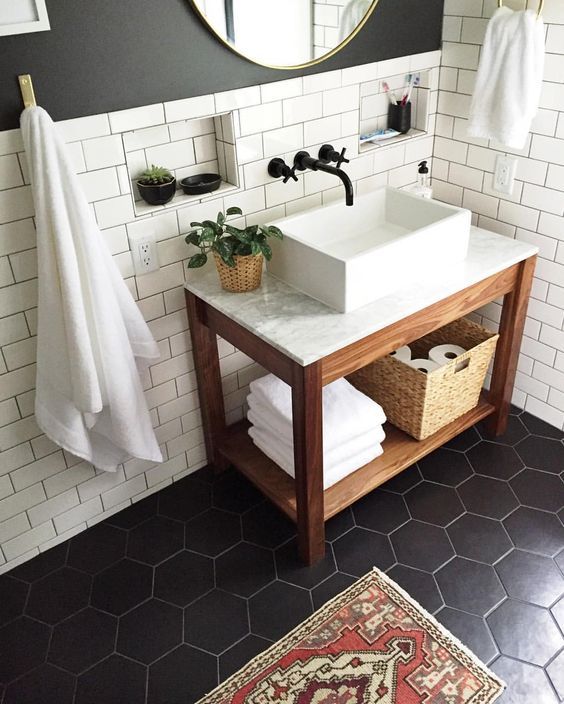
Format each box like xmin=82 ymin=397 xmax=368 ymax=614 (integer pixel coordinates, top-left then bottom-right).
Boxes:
xmin=130 ymin=234 xmax=160 ymax=275
xmin=493 ymin=154 xmax=517 ymax=195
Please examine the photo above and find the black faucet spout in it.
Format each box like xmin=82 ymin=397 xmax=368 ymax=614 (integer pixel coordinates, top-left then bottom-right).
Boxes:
xmin=293 ymin=151 xmax=354 ymax=206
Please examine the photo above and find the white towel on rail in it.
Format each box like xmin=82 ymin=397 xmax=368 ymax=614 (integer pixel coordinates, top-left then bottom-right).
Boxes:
xmin=20 ymin=106 xmax=162 ymax=472
xmin=248 ymin=375 xmax=386 ymax=453
xmin=467 ymin=7 xmax=545 ymax=149
xmin=248 ymin=425 xmax=384 ymax=490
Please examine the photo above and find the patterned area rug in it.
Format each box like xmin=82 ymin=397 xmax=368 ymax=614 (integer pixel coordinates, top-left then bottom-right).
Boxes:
xmin=196 ymin=569 xmax=504 ymax=704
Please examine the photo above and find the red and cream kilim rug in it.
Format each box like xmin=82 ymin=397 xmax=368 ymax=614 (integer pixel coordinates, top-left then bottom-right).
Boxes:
xmin=196 ymin=569 xmax=504 ymax=704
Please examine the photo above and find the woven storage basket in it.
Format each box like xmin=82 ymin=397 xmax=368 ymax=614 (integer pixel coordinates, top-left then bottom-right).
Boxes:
xmin=347 ymin=318 xmax=499 ymax=440
xmin=214 ymin=253 xmax=263 ymax=293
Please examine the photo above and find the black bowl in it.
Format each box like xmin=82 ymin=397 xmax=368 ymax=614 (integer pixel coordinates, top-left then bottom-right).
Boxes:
xmin=180 ymin=173 xmax=222 ymax=196
xmin=137 ymin=178 xmax=176 ymax=206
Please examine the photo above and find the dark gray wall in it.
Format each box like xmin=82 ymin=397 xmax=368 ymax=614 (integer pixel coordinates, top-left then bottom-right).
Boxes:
xmin=0 ymin=0 xmax=443 ymax=131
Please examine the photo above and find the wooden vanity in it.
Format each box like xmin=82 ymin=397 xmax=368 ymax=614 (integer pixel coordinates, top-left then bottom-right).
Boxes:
xmin=185 ymin=227 xmax=537 ymax=565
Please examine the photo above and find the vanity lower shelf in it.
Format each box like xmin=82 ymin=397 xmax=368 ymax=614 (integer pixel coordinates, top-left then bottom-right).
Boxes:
xmin=218 ymin=395 xmax=495 ymax=523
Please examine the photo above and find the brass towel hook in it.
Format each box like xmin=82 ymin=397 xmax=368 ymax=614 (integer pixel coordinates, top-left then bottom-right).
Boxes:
xmin=497 ymin=0 xmax=544 ymax=18
xmin=18 ymin=74 xmax=36 ymax=108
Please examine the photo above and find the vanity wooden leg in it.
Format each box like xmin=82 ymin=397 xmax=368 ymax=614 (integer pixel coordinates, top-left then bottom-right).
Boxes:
xmin=485 ymin=255 xmax=536 ymax=436
xmin=292 ymin=361 xmax=325 ymax=565
xmin=185 ymin=290 xmax=229 ymax=473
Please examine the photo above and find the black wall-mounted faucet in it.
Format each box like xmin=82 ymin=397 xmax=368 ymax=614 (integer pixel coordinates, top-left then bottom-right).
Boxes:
xmin=267 ymin=144 xmax=354 ymax=206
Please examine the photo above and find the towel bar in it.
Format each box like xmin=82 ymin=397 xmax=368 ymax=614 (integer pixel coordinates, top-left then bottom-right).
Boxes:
xmin=497 ymin=0 xmax=544 ymax=17
xmin=18 ymin=74 xmax=36 ymax=108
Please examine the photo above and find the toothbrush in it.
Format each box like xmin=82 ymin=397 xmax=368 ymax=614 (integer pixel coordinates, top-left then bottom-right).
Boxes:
xmin=402 ymin=74 xmax=420 ymax=106
xmin=382 ymin=81 xmax=397 ymax=105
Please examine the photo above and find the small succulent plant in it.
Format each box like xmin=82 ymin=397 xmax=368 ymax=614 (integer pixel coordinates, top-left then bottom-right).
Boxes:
xmin=185 ymin=207 xmax=283 ymax=269
xmin=138 ymin=164 xmax=174 ymax=185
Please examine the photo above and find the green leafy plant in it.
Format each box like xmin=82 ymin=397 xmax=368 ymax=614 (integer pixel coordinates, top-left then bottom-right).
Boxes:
xmin=138 ymin=164 xmax=174 ymax=185
xmin=185 ymin=207 xmax=283 ymax=269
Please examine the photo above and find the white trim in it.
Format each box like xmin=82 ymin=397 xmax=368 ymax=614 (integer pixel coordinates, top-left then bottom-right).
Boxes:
xmin=0 ymin=0 xmax=50 ymax=36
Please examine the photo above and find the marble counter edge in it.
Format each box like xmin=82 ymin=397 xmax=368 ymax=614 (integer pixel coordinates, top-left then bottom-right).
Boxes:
xmin=184 ymin=227 xmax=538 ymax=367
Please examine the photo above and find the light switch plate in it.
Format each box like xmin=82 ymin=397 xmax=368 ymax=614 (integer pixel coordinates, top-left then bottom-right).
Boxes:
xmin=493 ymin=155 xmax=517 ymax=195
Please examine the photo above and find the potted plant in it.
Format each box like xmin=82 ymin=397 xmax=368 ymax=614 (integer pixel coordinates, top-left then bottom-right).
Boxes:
xmin=185 ymin=206 xmax=283 ymax=292
xmin=137 ymin=164 xmax=176 ymax=206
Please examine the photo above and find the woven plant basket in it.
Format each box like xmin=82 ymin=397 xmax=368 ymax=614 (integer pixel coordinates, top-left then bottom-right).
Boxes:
xmin=347 ymin=318 xmax=499 ymax=440
xmin=213 ymin=253 xmax=263 ymax=293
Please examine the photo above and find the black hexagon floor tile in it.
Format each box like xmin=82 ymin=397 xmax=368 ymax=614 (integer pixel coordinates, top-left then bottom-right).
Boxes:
xmin=158 ymin=476 xmax=212 ymax=521
xmin=9 ymin=543 xmax=67 ymax=583
xmin=467 ymin=442 xmax=524 ymax=480
xmin=510 ymin=469 xmax=564 ymax=513
xmin=487 ymin=600 xmax=564 ymax=666
xmin=324 ymin=508 xmax=354 ymax=542
xmin=390 ymin=520 xmax=454 ymax=572
xmin=380 ymin=464 xmax=422 ymax=494
xmin=552 ymin=597 xmax=564 ymax=632
xmin=67 ymin=523 xmax=126 ymax=575
xmin=435 ymin=607 xmax=498 ymax=664
xmin=515 ymin=435 xmax=564 ymax=474
xmin=26 ymin=567 xmax=91 ymax=624
xmin=521 ymin=411 xmax=564 ymax=439
xmin=387 ymin=565 xmax=443 ymax=614
xmin=48 ymin=607 xmax=117 ymax=674
xmin=75 ymin=654 xmax=147 ymax=704
xmin=503 ymin=507 xmax=564 ymax=557
xmin=185 ymin=508 xmax=241 ymax=556
xmin=0 ymin=616 xmax=51 ymax=683
xmin=404 ymin=481 xmax=465 ymax=527
xmin=242 ymin=502 xmax=295 ymax=548
xmin=477 ymin=414 xmax=528 ymax=446
xmin=557 ymin=551 xmax=564 ymax=575
xmin=249 ymin=581 xmax=312 ymax=641
xmin=219 ymin=635 xmax=272 ymax=680
xmin=184 ymin=590 xmax=249 ymax=654
xmin=212 ymin=470 xmax=264 ymax=513
xmin=91 ymin=558 xmax=153 ymax=615
xmin=447 ymin=514 xmax=512 ymax=564
xmin=444 ymin=426 xmax=481 ymax=451
xmin=117 ymin=599 xmax=183 ymax=665
xmin=435 ymin=557 xmax=505 ymax=616
xmin=154 ymin=551 xmax=214 ymax=607
xmin=333 ymin=527 xmax=395 ymax=576
xmin=352 ymin=488 xmax=409 ymax=533
xmin=148 ymin=645 xmax=218 ymax=704
xmin=105 ymin=493 xmax=158 ymax=529
xmin=0 ymin=575 xmax=28 ymax=626
xmin=491 ymin=656 xmax=559 ymax=704
xmin=547 ymin=649 xmax=564 ymax=701
xmin=216 ymin=542 xmax=275 ymax=597
xmin=418 ymin=448 xmax=473 ymax=487
xmin=3 ymin=664 xmax=75 ymax=704
xmin=495 ymin=550 xmax=564 ymax=608
xmin=127 ymin=516 xmax=184 ymax=565
xmin=458 ymin=475 xmax=519 ymax=519
xmin=275 ymin=539 xmax=336 ymax=589
xmin=311 ymin=573 xmax=358 ymax=610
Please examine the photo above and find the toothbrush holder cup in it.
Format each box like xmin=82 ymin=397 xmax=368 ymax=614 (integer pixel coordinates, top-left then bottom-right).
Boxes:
xmin=388 ymin=102 xmax=411 ymax=134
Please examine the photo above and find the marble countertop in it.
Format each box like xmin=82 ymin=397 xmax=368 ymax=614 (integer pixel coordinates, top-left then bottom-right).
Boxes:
xmin=185 ymin=227 xmax=538 ymax=366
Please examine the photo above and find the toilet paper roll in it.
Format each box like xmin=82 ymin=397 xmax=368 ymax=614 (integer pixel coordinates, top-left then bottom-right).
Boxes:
xmin=390 ymin=345 xmax=412 ymax=363
xmin=406 ymin=359 xmax=440 ymax=374
xmin=429 ymin=344 xmax=467 ymax=366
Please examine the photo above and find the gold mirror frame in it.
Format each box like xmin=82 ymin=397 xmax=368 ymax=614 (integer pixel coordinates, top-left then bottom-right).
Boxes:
xmin=189 ymin=0 xmax=381 ymax=70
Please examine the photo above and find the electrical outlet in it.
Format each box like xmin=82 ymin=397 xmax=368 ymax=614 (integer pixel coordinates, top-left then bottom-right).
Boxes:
xmin=493 ymin=155 xmax=517 ymax=195
xmin=130 ymin=234 xmax=160 ymax=275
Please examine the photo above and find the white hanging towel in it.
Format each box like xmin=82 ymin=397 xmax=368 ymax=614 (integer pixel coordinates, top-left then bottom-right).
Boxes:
xmin=339 ymin=0 xmax=372 ymax=41
xmin=467 ymin=7 xmax=544 ymax=149
xmin=21 ymin=106 xmax=163 ymax=472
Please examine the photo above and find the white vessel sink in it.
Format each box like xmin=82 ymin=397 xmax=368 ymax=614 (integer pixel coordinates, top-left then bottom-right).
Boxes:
xmin=266 ymin=187 xmax=471 ymax=313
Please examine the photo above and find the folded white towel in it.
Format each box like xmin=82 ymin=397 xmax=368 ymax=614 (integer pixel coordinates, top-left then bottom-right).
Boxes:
xmin=248 ymin=375 xmax=386 ymax=452
xmin=248 ymin=407 xmax=385 ymax=466
xmin=21 ymin=106 xmax=162 ymax=472
xmin=248 ymin=425 xmax=383 ymax=489
xmin=468 ymin=7 xmax=545 ymax=149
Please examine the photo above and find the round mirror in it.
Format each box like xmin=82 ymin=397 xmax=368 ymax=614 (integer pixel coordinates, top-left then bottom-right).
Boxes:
xmin=190 ymin=0 xmax=380 ymax=69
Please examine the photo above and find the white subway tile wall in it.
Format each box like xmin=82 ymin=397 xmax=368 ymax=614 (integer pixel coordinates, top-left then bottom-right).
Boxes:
xmin=0 ymin=50 xmax=440 ymax=573
xmin=436 ymin=0 xmax=564 ymax=428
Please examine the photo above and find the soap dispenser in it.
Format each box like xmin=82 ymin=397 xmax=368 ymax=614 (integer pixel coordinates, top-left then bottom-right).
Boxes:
xmin=413 ymin=161 xmax=432 ymax=199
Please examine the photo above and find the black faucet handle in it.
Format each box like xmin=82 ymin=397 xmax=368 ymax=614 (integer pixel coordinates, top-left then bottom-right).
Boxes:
xmin=336 ymin=147 xmax=350 ymax=168
xmin=268 ymin=157 xmax=298 ymax=183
